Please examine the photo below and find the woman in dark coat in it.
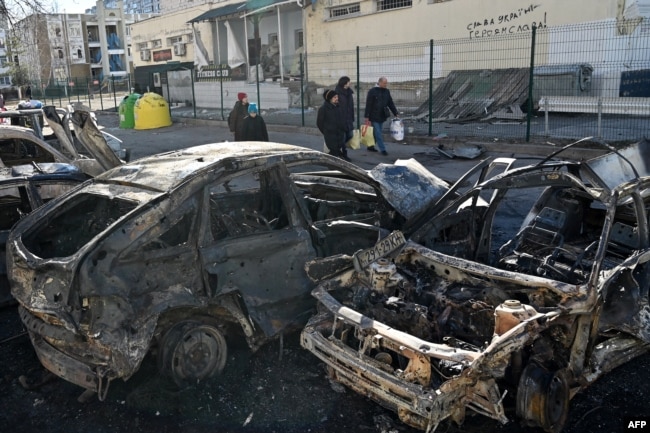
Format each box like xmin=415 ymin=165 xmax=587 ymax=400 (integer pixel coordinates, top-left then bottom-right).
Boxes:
xmin=335 ymin=76 xmax=354 ymax=159
xmin=228 ymin=92 xmax=249 ymax=141
xmin=240 ymin=103 xmax=269 ymax=141
xmin=317 ymin=89 xmax=347 ymax=159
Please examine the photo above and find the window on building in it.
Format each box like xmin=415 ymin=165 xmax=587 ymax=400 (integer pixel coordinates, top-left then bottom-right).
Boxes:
xmin=329 ymin=3 xmax=360 ymax=18
xmin=138 ymin=42 xmax=148 ymax=51
xmin=268 ymin=33 xmax=278 ymax=45
xmin=168 ymin=36 xmax=184 ymax=46
xmin=377 ymin=0 xmax=412 ymax=11
xmin=0 ymin=56 xmax=6 ymax=67
xmin=295 ymin=29 xmax=303 ymax=51
xmin=152 ymin=39 xmax=162 ymax=48
xmin=0 ymin=77 xmax=11 ymax=85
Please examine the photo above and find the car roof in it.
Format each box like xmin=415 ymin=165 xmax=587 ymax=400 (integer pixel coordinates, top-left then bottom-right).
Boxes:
xmin=96 ymin=142 xmax=341 ymax=192
xmin=0 ymin=125 xmax=72 ymax=162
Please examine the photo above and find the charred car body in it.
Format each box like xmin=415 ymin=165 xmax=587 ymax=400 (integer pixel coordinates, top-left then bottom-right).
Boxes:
xmin=0 ymin=163 xmax=87 ymax=307
xmin=7 ymin=140 xmax=464 ymax=399
xmin=301 ymin=139 xmax=650 ymax=432
xmin=0 ymin=107 xmax=123 ymax=176
xmin=0 ymin=107 xmax=122 ymax=307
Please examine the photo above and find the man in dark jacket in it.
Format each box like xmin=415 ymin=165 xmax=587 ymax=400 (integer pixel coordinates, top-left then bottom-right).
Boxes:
xmin=364 ymin=76 xmax=398 ymax=155
xmin=240 ymin=103 xmax=269 ymax=141
xmin=317 ymin=89 xmax=347 ymax=159
xmin=228 ymin=92 xmax=249 ymax=141
xmin=335 ymin=76 xmax=354 ymax=160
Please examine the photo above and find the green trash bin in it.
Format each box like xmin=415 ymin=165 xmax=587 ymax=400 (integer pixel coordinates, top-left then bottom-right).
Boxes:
xmin=119 ymin=93 xmax=141 ymax=129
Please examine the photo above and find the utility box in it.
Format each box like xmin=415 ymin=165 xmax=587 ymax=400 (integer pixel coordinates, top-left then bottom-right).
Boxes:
xmin=119 ymin=93 xmax=141 ymax=129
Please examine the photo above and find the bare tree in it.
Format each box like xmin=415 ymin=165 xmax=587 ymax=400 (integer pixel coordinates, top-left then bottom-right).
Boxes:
xmin=2 ymin=0 xmax=48 ymax=26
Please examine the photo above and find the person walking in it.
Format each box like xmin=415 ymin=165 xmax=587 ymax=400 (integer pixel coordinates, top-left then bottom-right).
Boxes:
xmin=317 ymin=89 xmax=347 ymax=159
xmin=363 ymin=76 xmax=398 ymax=155
xmin=228 ymin=92 xmax=249 ymax=141
xmin=335 ymin=76 xmax=354 ymax=160
xmin=25 ymin=85 xmax=32 ymax=99
xmin=240 ymin=103 xmax=269 ymax=141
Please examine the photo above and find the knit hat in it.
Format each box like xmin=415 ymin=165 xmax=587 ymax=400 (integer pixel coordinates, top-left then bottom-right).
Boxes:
xmin=323 ymin=89 xmax=337 ymax=102
xmin=238 ymin=92 xmax=247 ymax=101
xmin=248 ymin=103 xmax=258 ymax=114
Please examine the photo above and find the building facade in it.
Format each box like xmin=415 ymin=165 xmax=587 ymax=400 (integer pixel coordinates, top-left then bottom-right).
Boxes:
xmin=14 ymin=1 xmax=156 ymax=87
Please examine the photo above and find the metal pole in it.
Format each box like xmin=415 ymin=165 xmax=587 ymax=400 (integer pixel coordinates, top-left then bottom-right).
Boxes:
xmin=300 ymin=53 xmax=304 ymax=127
xmin=544 ymin=97 xmax=549 ymax=135
xmin=525 ymin=25 xmax=537 ymax=142
xmin=428 ymin=39 xmax=433 ymax=137
xmin=219 ymin=64 xmax=224 ymax=120
xmin=597 ymin=97 xmax=602 ymax=138
xmin=112 ymin=76 xmax=117 ymax=111
xmin=192 ymin=67 xmax=197 ymax=119
xmin=87 ymin=78 xmax=92 ymax=110
xmin=356 ymin=46 xmax=360 ymax=130
xmin=166 ymin=72 xmax=171 ymax=119
xmin=256 ymin=63 xmax=260 ymax=110
xmin=277 ymin=7 xmax=284 ymax=83
xmin=100 ymin=79 xmax=104 ymax=111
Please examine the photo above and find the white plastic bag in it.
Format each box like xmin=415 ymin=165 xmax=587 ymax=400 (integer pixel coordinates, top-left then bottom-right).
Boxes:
xmin=390 ymin=118 xmax=404 ymax=141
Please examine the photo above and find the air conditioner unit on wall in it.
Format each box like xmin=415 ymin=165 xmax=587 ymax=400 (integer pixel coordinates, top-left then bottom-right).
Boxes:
xmin=140 ymin=50 xmax=151 ymax=61
xmin=174 ymin=43 xmax=186 ymax=56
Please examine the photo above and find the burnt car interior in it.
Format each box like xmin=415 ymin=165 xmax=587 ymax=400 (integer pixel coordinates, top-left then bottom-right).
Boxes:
xmin=301 ymin=141 xmax=650 ymax=433
xmin=498 ymin=188 xmax=645 ymax=285
xmin=0 ymin=138 xmax=56 ymax=166
xmin=22 ymin=193 xmax=138 ymax=259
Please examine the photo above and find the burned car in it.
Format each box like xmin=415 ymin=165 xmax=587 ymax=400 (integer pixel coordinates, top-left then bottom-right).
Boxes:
xmin=7 ymin=141 xmax=462 ymax=400
xmin=0 ymin=163 xmax=87 ymax=307
xmin=301 ymin=139 xmax=650 ymax=432
xmin=0 ymin=106 xmax=126 ymax=174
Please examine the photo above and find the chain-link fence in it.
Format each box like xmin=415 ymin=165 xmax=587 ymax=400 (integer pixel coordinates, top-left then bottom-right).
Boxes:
xmin=167 ymin=19 xmax=648 ymax=144
xmin=16 ymin=75 xmax=133 ymax=112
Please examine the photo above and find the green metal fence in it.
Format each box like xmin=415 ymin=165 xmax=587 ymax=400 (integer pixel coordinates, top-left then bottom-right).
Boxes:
xmin=195 ymin=20 xmax=645 ymax=145
xmin=20 ymin=75 xmax=133 ymax=112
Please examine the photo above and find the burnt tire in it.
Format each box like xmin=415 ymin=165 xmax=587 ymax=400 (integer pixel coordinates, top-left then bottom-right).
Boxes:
xmin=516 ymin=362 xmax=569 ymax=433
xmin=158 ymin=320 xmax=228 ymax=388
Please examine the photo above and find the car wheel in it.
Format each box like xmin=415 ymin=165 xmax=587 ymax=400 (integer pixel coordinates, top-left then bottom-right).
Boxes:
xmin=158 ymin=320 xmax=228 ymax=387
xmin=516 ymin=362 xmax=570 ymax=433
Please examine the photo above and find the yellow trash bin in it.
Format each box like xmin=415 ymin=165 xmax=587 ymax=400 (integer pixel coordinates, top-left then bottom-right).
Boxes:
xmin=134 ymin=92 xmax=172 ymax=130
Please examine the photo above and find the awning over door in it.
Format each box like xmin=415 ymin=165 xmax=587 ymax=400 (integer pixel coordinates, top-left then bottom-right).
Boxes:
xmin=188 ymin=0 xmax=287 ymax=23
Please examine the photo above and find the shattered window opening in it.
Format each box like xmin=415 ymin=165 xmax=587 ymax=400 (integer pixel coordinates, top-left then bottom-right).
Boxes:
xmin=0 ymin=186 xmax=31 ymax=230
xmin=22 ymin=193 xmax=138 ymax=259
xmin=209 ymin=169 xmax=289 ymax=239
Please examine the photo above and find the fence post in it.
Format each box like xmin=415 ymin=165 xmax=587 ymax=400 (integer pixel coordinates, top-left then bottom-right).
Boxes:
xmin=597 ymin=97 xmax=602 ymax=138
xmin=255 ymin=64 xmax=261 ymax=111
xmin=192 ymin=68 xmax=197 ymax=120
xmin=300 ymin=53 xmax=305 ymax=127
xmin=112 ymin=76 xmax=117 ymax=111
xmin=99 ymin=79 xmax=104 ymax=111
xmin=87 ymin=78 xmax=92 ymax=110
xmin=356 ymin=46 xmax=360 ymax=130
xmin=428 ymin=39 xmax=433 ymax=137
xmin=544 ymin=97 xmax=549 ymax=136
xmin=219 ymin=64 xmax=224 ymax=120
xmin=526 ymin=25 xmax=537 ymax=142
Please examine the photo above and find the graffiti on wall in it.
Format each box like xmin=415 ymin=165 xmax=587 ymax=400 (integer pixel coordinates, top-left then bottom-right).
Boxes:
xmin=467 ymin=4 xmax=547 ymax=39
